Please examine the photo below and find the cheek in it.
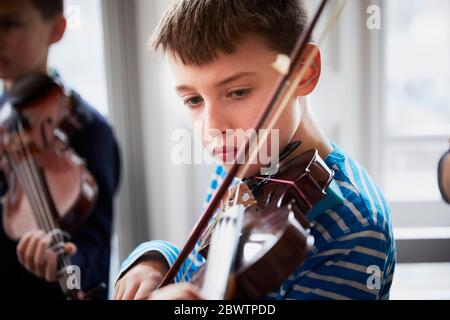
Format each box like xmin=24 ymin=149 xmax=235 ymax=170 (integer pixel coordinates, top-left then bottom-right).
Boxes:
xmin=4 ymin=29 xmax=47 ymax=72
xmin=188 ymin=109 xmax=205 ymax=134
xmin=188 ymin=110 xmax=210 ymax=148
xmin=233 ymin=94 xmax=269 ymax=131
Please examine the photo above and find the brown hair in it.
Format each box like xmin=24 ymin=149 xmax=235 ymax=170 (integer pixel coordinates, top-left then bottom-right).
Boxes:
xmin=32 ymin=0 xmax=64 ymax=20
xmin=150 ymin=0 xmax=309 ymax=66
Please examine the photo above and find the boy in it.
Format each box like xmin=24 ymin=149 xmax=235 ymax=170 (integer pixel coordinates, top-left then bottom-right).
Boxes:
xmin=115 ymin=0 xmax=395 ymax=300
xmin=0 ymin=0 xmax=120 ymax=299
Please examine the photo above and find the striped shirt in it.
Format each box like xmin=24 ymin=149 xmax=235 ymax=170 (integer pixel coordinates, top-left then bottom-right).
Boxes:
xmin=117 ymin=142 xmax=396 ymax=300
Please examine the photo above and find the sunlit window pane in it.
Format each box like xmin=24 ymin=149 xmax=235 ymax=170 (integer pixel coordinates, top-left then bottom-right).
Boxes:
xmin=383 ymin=140 xmax=448 ymax=202
xmin=385 ymin=0 xmax=450 ymax=137
xmin=383 ymin=0 xmax=450 ymax=202
xmin=49 ymin=0 xmax=109 ymax=116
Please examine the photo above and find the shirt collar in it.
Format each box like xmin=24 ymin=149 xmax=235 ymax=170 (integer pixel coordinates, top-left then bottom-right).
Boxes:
xmin=219 ymin=141 xmax=345 ymax=222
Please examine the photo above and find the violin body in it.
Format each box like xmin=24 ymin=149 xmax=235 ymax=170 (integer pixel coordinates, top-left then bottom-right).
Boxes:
xmin=232 ymin=205 xmax=312 ymax=299
xmin=0 ymin=74 xmax=99 ymax=299
xmin=0 ymin=75 xmax=98 ymax=241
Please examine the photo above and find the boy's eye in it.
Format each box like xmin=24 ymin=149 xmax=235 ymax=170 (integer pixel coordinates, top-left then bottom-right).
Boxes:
xmin=229 ymin=88 xmax=251 ymax=99
xmin=185 ymin=96 xmax=204 ymax=107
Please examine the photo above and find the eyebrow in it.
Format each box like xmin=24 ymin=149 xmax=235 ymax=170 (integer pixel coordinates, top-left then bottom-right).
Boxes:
xmin=175 ymin=72 xmax=256 ymax=93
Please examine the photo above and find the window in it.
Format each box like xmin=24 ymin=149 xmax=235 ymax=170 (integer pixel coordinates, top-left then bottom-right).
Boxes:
xmin=49 ymin=0 xmax=109 ymax=116
xmin=1 ymin=0 xmax=108 ymax=116
xmin=382 ymin=0 xmax=450 ymax=202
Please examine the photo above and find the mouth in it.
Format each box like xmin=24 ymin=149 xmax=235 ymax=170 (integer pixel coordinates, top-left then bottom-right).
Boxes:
xmin=212 ymin=145 xmax=238 ymax=162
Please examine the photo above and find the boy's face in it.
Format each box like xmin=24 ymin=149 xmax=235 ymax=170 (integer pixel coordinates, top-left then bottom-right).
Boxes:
xmin=0 ymin=0 xmax=62 ymax=81
xmin=170 ymin=34 xmax=318 ymax=177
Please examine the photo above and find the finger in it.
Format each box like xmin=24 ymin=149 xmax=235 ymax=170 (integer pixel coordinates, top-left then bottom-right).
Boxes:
xmin=151 ymin=284 xmax=203 ymax=300
xmin=113 ymin=281 xmax=121 ymax=300
xmin=64 ymin=242 xmax=77 ymax=256
xmin=121 ymin=280 xmax=140 ymax=300
xmin=44 ymin=251 xmax=58 ymax=283
xmin=17 ymin=231 xmax=35 ymax=266
xmin=114 ymin=281 xmax=125 ymax=300
xmin=34 ymin=234 xmax=51 ymax=278
xmin=134 ymin=281 xmax=155 ymax=300
xmin=178 ymin=284 xmax=204 ymax=300
xmin=24 ymin=230 xmax=46 ymax=272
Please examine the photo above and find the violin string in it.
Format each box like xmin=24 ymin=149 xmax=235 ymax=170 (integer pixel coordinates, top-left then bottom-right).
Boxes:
xmin=180 ymin=191 xmax=229 ymax=283
xmin=209 ymin=214 xmax=226 ymax=296
xmin=182 ymin=188 xmax=232 ymax=281
xmin=15 ymin=120 xmax=70 ymax=288
xmin=233 ymin=182 xmax=241 ymax=207
xmin=184 ymin=181 xmax=244 ymax=284
xmin=203 ymin=186 xmax=233 ymax=243
xmin=201 ymin=215 xmax=222 ymax=296
xmin=207 ymin=183 xmax=242 ymax=298
xmin=219 ymin=217 xmax=233 ymax=298
xmin=237 ymin=0 xmax=348 ymax=182
xmin=10 ymin=160 xmax=47 ymax=232
xmin=12 ymin=127 xmax=53 ymax=234
xmin=18 ymin=122 xmax=72 ymax=278
xmin=217 ymin=213 xmax=230 ymax=295
xmin=207 ymin=220 xmax=225 ymax=298
xmin=9 ymin=132 xmax=71 ymax=292
xmin=17 ymin=121 xmax=59 ymax=234
xmin=216 ymin=182 xmax=240 ymax=294
xmin=6 ymin=126 xmax=48 ymax=233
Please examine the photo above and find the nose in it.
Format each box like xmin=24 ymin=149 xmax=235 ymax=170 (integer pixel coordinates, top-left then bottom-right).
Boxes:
xmin=203 ymin=99 xmax=229 ymax=138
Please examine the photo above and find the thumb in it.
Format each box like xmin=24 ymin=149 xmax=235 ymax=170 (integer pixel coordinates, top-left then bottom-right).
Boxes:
xmin=64 ymin=242 xmax=77 ymax=256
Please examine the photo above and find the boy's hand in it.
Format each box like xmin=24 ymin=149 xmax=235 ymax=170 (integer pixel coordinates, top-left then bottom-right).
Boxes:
xmin=114 ymin=253 xmax=169 ymax=300
xmin=17 ymin=229 xmax=77 ymax=283
xmin=149 ymin=283 xmax=203 ymax=300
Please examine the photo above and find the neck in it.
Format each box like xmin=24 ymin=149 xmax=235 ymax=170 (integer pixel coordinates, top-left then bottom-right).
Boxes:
xmin=285 ymin=98 xmax=333 ymax=162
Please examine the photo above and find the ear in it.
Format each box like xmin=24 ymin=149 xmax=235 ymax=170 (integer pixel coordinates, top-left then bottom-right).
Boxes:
xmin=48 ymin=16 xmax=67 ymax=45
xmin=295 ymin=43 xmax=321 ymax=97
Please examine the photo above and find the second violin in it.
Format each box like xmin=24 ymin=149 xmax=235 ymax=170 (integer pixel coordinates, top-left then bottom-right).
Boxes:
xmin=0 ymin=74 xmax=98 ymax=299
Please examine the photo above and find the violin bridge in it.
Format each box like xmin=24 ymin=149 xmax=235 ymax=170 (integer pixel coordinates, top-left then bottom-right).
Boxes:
xmin=225 ymin=182 xmax=256 ymax=208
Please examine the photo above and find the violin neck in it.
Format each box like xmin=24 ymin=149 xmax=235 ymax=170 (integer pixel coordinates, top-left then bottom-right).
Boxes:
xmin=7 ymin=130 xmax=81 ymax=299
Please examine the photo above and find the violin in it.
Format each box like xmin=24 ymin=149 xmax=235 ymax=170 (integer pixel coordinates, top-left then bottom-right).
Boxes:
xmin=157 ymin=0 xmax=348 ymax=299
xmin=195 ymin=147 xmax=334 ymax=299
xmin=0 ymin=74 xmax=99 ymax=299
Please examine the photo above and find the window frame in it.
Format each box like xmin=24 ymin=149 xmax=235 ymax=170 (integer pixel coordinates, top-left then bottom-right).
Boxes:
xmin=362 ymin=0 xmax=450 ymax=262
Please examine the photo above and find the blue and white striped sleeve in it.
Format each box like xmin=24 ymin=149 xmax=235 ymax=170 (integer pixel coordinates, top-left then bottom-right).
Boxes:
xmin=116 ymin=240 xmax=206 ymax=284
xmin=116 ymin=165 xmax=226 ymax=284
xmin=282 ymin=226 xmax=394 ymax=300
